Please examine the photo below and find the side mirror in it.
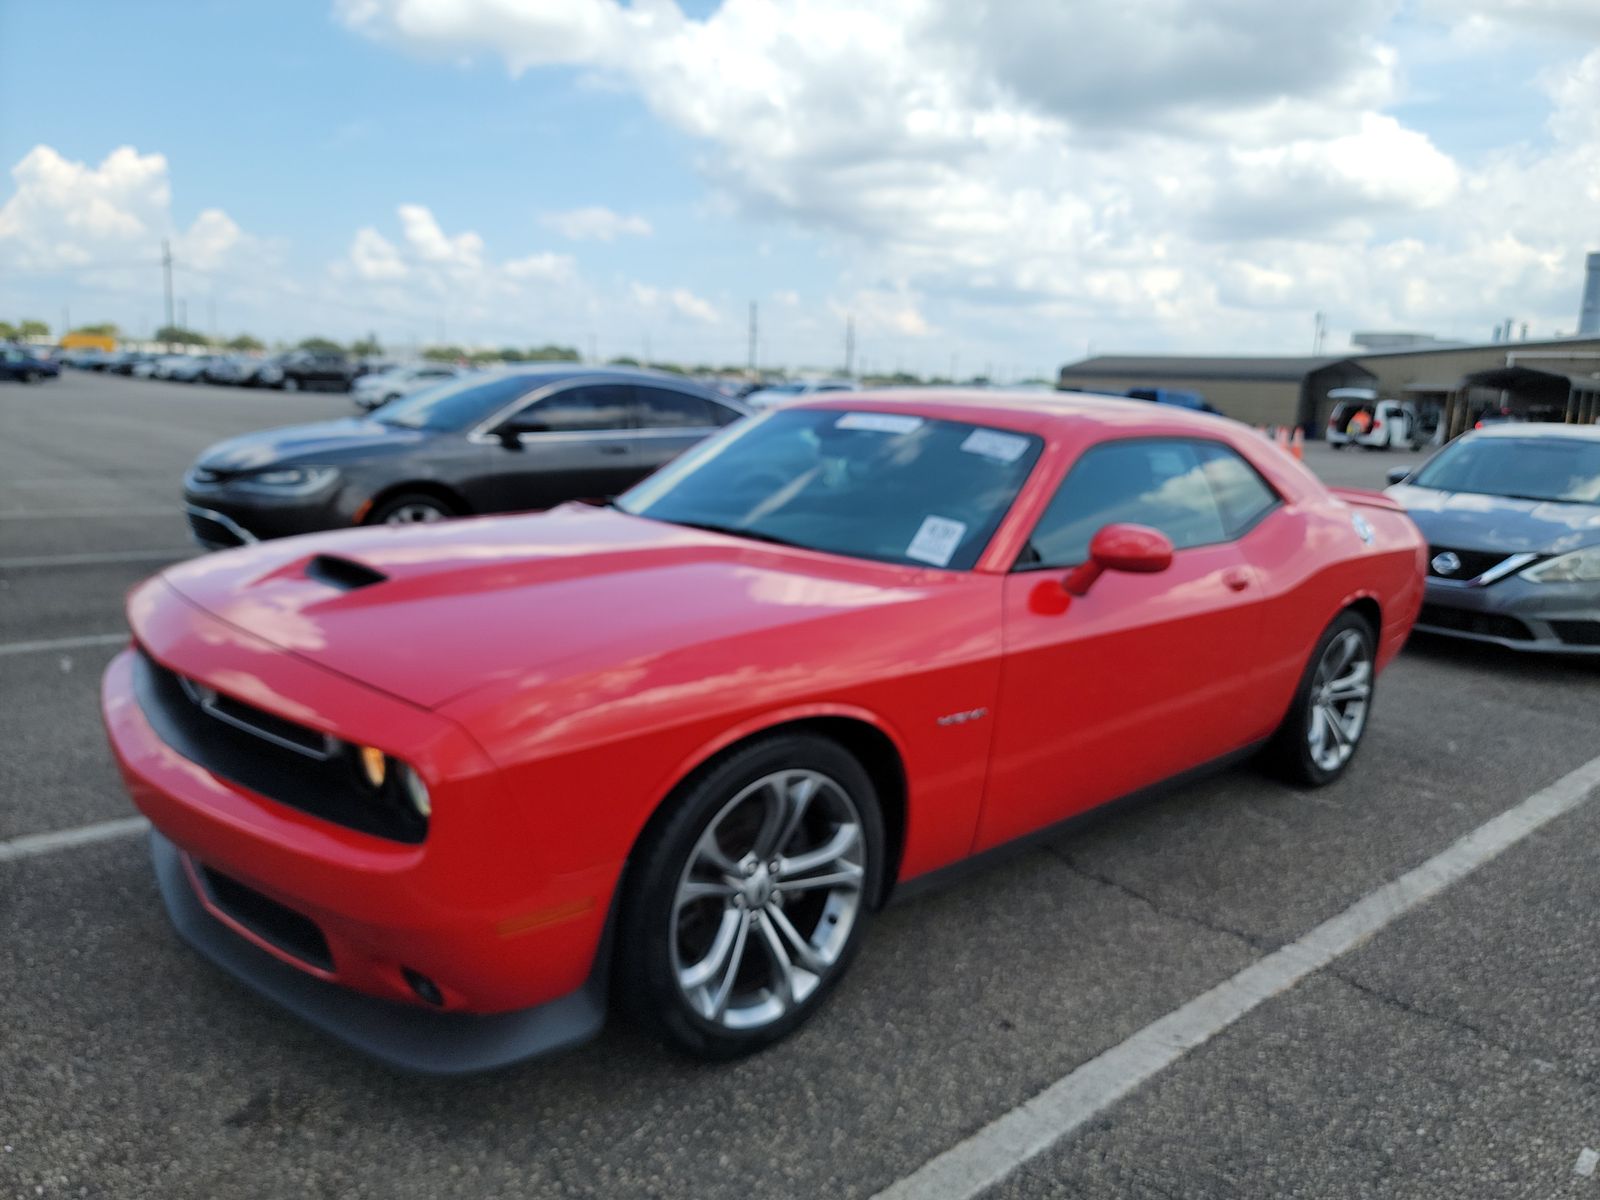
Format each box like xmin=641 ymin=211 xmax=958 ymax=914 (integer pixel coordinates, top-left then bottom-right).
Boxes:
xmin=1385 ymin=467 xmax=1410 ymax=486
xmin=495 ymin=416 xmax=547 ymax=447
xmin=1063 ymin=523 xmax=1174 ymax=597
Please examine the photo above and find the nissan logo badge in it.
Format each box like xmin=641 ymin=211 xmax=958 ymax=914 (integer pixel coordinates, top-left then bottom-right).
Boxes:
xmin=1431 ymin=551 xmax=1462 ymax=576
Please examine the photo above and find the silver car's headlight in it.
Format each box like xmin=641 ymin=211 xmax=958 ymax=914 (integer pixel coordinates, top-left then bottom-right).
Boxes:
xmin=235 ymin=466 xmax=338 ymax=494
xmin=1521 ymin=547 xmax=1600 ymax=584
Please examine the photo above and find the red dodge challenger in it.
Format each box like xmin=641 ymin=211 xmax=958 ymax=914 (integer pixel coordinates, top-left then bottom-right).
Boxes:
xmin=102 ymin=392 xmax=1425 ymax=1071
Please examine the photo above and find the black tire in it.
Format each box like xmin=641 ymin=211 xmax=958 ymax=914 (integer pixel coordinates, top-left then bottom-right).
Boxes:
xmin=364 ymin=492 xmax=459 ymax=525
xmin=281 ymin=376 xmax=300 ymax=393
xmin=1263 ymin=610 xmax=1377 ymax=787
xmin=617 ymin=733 xmax=884 ymax=1059
xmin=22 ymin=370 xmax=37 ymax=383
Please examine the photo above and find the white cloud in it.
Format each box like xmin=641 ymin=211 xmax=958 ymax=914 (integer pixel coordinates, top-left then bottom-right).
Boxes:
xmin=541 ymin=206 xmax=653 ymax=241
xmin=0 ymin=145 xmax=185 ymax=269
xmin=348 ymin=226 xmax=408 ymax=280
xmin=632 ymin=281 xmax=721 ymax=324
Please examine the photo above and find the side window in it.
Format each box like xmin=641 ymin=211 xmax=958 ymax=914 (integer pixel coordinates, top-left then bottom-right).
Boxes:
xmin=1018 ymin=439 xmax=1227 ymax=569
xmin=635 ymin=386 xmax=714 ymax=429
xmin=708 ymin=399 xmax=744 ymax=427
xmin=1193 ymin=442 xmax=1280 ymax=537
xmin=521 ymin=384 xmax=633 ymax=433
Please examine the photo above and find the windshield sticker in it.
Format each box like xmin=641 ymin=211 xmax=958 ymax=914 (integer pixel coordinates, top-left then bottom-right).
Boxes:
xmin=836 ymin=412 xmax=924 ymax=435
xmin=960 ymin=428 xmax=1030 ymax=463
xmin=906 ymin=515 xmax=968 ymax=567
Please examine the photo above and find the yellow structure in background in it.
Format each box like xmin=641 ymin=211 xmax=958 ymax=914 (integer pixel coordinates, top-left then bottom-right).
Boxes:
xmin=59 ymin=331 xmax=116 ymax=352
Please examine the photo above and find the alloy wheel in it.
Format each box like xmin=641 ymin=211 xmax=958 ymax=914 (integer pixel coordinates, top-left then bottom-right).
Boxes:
xmin=383 ymin=503 xmax=447 ymax=525
xmin=671 ymin=769 xmax=865 ymax=1031
xmin=1306 ymin=628 xmax=1372 ymax=772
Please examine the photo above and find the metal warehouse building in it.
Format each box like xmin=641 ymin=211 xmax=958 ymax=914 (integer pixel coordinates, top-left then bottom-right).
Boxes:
xmin=1055 ymin=355 xmax=1377 ymax=429
xmin=1059 ymin=334 xmax=1600 ymax=435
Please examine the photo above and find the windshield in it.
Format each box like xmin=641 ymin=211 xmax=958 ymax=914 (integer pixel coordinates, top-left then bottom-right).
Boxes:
xmin=1411 ymin=435 xmax=1600 ymax=503
xmin=617 ymin=408 xmax=1043 ymax=569
xmin=374 ymin=372 xmax=547 ymax=431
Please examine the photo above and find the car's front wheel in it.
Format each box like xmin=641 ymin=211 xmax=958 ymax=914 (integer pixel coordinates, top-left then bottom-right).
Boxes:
xmin=618 ymin=734 xmax=883 ymax=1059
xmin=1265 ymin=611 xmax=1375 ymax=786
xmin=281 ymin=376 xmax=300 ymax=392
xmin=366 ymin=492 xmax=457 ymax=525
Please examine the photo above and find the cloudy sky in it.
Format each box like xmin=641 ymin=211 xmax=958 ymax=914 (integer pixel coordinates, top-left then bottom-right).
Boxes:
xmin=1 ymin=0 xmax=1596 ymax=376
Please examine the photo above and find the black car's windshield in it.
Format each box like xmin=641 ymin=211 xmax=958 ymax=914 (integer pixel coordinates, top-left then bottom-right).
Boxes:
xmin=375 ymin=373 xmax=547 ymax=431
xmin=1412 ymin=435 xmax=1600 ymax=504
xmin=616 ymin=408 xmax=1044 ymax=569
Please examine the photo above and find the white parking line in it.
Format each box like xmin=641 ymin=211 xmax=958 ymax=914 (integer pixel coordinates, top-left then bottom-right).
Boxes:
xmin=873 ymin=752 xmax=1600 ymax=1200
xmin=0 ymin=549 xmax=189 ymax=569
xmin=0 ymin=817 xmax=149 ymax=864
xmin=0 ymin=633 xmax=128 ymax=657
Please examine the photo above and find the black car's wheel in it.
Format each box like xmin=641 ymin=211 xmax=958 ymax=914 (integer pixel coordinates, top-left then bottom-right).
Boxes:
xmin=281 ymin=376 xmax=300 ymax=393
xmin=1264 ymin=610 xmax=1375 ymax=787
xmin=617 ymin=733 xmax=883 ymax=1059
xmin=365 ymin=492 xmax=457 ymax=526
xmin=22 ymin=370 xmax=37 ymax=383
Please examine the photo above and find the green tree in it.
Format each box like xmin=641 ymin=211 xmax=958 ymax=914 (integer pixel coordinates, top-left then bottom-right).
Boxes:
xmin=225 ymin=333 xmax=265 ymax=351
xmin=298 ymin=336 xmax=343 ymax=353
xmin=0 ymin=322 xmax=16 ymax=340
xmin=72 ymin=322 xmax=120 ymax=337
xmin=607 ymin=355 xmax=641 ymax=367
xmin=18 ymin=319 xmax=49 ymax=338
xmin=349 ymin=334 xmax=383 ymax=357
xmin=155 ymin=324 xmax=210 ymax=346
xmin=524 ymin=344 xmax=580 ymax=362
xmin=422 ymin=344 xmax=466 ymax=362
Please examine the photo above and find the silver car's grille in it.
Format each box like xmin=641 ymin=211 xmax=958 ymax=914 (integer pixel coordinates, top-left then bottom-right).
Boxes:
xmin=1426 ymin=545 xmax=1540 ymax=585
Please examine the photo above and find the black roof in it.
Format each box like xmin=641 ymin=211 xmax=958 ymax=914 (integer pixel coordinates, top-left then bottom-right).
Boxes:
xmin=1059 ymin=355 xmax=1369 ymax=382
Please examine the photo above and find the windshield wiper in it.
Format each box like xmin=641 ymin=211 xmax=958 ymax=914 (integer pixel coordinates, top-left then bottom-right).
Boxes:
xmin=664 ymin=519 xmax=808 ymax=549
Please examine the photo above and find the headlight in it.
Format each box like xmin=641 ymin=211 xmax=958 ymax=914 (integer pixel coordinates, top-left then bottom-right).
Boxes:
xmin=1521 ymin=547 xmax=1600 ymax=584
xmin=236 ymin=466 xmax=338 ymax=493
xmin=349 ymin=744 xmax=432 ymax=824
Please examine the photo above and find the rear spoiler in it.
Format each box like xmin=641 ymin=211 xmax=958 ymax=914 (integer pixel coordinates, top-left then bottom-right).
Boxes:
xmin=1328 ymin=486 xmax=1403 ymax=512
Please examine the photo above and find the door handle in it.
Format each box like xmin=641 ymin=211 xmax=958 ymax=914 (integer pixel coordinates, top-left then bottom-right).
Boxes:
xmin=1222 ymin=568 xmax=1251 ymax=592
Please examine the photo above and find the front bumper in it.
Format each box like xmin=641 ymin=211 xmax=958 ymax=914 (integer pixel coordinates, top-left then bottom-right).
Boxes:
xmin=102 ymin=613 xmax=621 ymax=1070
xmin=149 ymin=830 xmax=606 ymax=1074
xmin=1414 ymin=575 xmax=1600 ymax=654
xmin=181 ymin=483 xmax=350 ymax=548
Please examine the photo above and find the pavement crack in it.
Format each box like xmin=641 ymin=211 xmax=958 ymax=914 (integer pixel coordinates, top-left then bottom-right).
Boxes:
xmin=1329 ymin=969 xmax=1600 ymax=1092
xmin=1045 ymin=847 xmax=1268 ymax=952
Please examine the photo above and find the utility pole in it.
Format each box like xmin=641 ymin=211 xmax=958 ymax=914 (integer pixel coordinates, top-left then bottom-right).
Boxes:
xmin=162 ymin=239 xmax=174 ymax=347
xmin=178 ymin=299 xmax=187 ymax=335
xmin=62 ymin=305 xmax=70 ymax=339
xmin=747 ymin=301 xmax=758 ymax=374
xmin=1312 ymin=311 xmax=1326 ymax=355
xmin=843 ymin=314 xmax=855 ymax=378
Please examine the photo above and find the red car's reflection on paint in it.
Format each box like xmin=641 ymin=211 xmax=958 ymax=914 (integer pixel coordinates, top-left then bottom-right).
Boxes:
xmin=102 ymin=392 xmax=1424 ymax=1071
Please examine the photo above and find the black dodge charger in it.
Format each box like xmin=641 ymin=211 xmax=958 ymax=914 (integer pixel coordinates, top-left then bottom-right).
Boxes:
xmin=182 ymin=366 xmax=748 ymax=548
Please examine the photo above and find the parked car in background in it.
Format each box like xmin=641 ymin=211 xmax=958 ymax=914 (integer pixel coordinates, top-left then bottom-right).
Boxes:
xmin=63 ymin=349 xmax=111 ymax=370
xmin=1386 ymin=424 xmax=1600 ymax=653
xmin=106 ymin=352 xmax=157 ymax=375
xmin=201 ymin=355 xmax=259 ymax=385
xmin=166 ymin=355 xmax=223 ymax=383
xmin=108 ymin=391 xmax=1423 ymax=1071
xmin=150 ymin=355 xmax=198 ymax=380
xmin=252 ymin=350 xmax=362 ymax=393
xmin=0 ymin=346 xmax=57 ymax=381
xmin=351 ymin=363 xmax=471 ymax=411
xmin=1326 ymin=390 xmax=1419 ymax=450
xmin=744 ymin=379 xmax=855 ymax=409
xmin=182 ymin=366 xmax=749 ymax=548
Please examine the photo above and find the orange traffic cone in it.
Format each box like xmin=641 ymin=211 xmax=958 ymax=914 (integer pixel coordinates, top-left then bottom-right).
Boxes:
xmin=1275 ymin=426 xmax=1290 ymax=451
xmin=1291 ymin=427 xmax=1305 ymax=460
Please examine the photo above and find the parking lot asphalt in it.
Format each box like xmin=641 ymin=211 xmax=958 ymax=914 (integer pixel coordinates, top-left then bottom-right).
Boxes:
xmin=4 ymin=373 xmax=1598 ymax=1200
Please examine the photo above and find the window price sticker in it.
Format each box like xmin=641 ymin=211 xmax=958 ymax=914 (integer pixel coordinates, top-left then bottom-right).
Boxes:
xmin=906 ymin=515 xmax=968 ymax=567
xmin=960 ymin=428 xmax=1030 ymax=463
xmin=836 ymin=412 xmax=924 ymax=434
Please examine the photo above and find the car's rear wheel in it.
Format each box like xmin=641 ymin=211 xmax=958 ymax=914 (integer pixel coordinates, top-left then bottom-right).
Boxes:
xmin=366 ymin=493 xmax=456 ymax=525
xmin=281 ymin=376 xmax=300 ymax=392
xmin=618 ymin=734 xmax=883 ymax=1059
xmin=1265 ymin=611 xmax=1375 ymax=786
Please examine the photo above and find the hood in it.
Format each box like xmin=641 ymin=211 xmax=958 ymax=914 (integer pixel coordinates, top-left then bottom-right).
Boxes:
xmin=1386 ymin=484 xmax=1600 ymax=555
xmin=154 ymin=505 xmax=933 ymax=708
xmin=195 ymin=418 xmax=424 ymax=472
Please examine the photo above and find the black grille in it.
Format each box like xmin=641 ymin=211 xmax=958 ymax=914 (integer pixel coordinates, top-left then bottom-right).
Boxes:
xmin=186 ymin=509 xmax=246 ymax=548
xmin=199 ymin=865 xmax=333 ymax=970
xmin=1427 ymin=545 xmax=1512 ymax=582
xmin=1417 ymin=604 xmax=1534 ymax=641
xmin=132 ymin=649 xmax=427 ymax=843
xmin=1551 ymin=620 xmax=1600 ymax=646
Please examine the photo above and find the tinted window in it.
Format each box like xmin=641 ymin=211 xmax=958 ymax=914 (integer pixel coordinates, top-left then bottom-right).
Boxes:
xmin=619 ymin=408 xmax=1043 ymax=570
xmin=635 ymin=386 xmax=714 ymax=429
xmin=1019 ymin=439 xmax=1227 ymax=569
xmin=375 ymin=373 xmax=546 ymax=431
xmin=522 ymin=384 xmax=632 ymax=433
xmin=1194 ymin=442 xmax=1279 ymax=536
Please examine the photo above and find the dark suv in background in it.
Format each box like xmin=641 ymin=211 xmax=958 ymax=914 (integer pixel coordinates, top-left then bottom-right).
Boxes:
xmin=251 ymin=350 xmax=362 ymax=392
xmin=182 ymin=366 xmax=749 ymax=548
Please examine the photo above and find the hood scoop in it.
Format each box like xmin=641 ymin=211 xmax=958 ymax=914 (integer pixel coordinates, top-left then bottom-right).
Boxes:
xmin=305 ymin=554 xmax=388 ymax=592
